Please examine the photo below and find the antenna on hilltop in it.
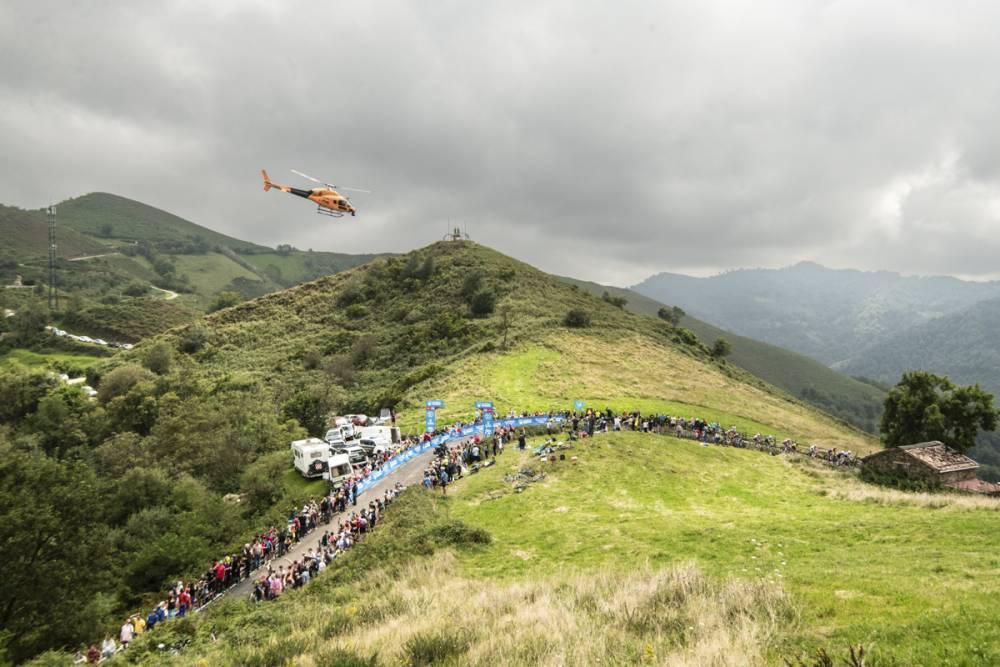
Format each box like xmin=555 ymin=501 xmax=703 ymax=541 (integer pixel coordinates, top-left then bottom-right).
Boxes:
xmin=47 ymin=205 xmax=57 ymax=311
xmin=443 ymin=220 xmax=470 ymax=241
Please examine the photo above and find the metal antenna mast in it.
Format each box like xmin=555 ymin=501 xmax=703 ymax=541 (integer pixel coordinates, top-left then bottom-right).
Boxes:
xmin=47 ymin=205 xmax=57 ymax=310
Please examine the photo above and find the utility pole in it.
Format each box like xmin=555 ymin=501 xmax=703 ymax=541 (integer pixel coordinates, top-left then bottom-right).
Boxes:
xmin=47 ymin=205 xmax=57 ymax=311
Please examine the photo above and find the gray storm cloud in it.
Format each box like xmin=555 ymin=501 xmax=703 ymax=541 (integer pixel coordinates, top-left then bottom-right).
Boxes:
xmin=2 ymin=0 xmax=1000 ymax=284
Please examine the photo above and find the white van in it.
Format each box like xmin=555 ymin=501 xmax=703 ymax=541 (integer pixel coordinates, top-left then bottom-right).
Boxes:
xmin=357 ymin=426 xmax=401 ymax=449
xmin=291 ymin=438 xmax=333 ymax=478
xmin=326 ymin=453 xmax=354 ymax=489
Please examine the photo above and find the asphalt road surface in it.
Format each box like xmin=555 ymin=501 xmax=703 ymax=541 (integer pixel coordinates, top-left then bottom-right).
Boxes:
xmin=221 ymin=444 xmax=438 ymax=602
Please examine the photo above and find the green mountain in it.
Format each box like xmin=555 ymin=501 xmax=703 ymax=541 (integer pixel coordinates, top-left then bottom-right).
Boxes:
xmin=57 ymin=192 xmax=269 ymax=251
xmin=632 ymin=262 xmax=1000 ymax=366
xmin=562 ymin=277 xmax=886 ymax=432
xmin=0 ymin=193 xmax=383 ymax=341
xmin=0 ymin=204 xmax=107 ymax=259
xmin=11 ymin=242 xmax=1000 ymax=666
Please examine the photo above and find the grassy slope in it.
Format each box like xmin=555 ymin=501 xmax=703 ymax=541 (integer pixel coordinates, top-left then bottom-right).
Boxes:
xmin=112 ymin=437 xmax=1000 ymax=666
xmin=449 ymin=434 xmax=1000 ymax=664
xmin=243 ymin=251 xmax=384 ymax=285
xmin=55 ymin=193 xmax=267 ymax=250
xmin=170 ymin=253 xmax=266 ymax=297
xmin=563 ymin=277 xmax=886 ymax=432
xmin=413 ymin=332 xmax=873 ymax=452
xmin=0 ymin=204 xmax=108 ymax=258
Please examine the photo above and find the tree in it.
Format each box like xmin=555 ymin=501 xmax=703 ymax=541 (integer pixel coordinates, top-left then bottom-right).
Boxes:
xmin=123 ymin=281 xmax=148 ymax=297
xmin=469 ymin=289 xmax=496 ymax=317
xmin=179 ymin=324 xmax=209 ymax=354
xmin=97 ymin=364 xmax=155 ymax=403
xmin=563 ymin=309 xmax=592 ymax=328
xmin=710 ymin=338 xmax=732 ymax=358
xmin=601 ymin=291 xmax=628 ymax=309
xmin=0 ymin=439 xmax=113 ymax=662
xmin=208 ymin=290 xmax=243 ymax=313
xmin=143 ymin=342 xmax=173 ymax=375
xmin=880 ymin=371 xmax=998 ymax=453
xmin=282 ymin=387 xmax=334 ymax=438
xmin=98 ymin=222 xmax=114 ymax=238
xmin=657 ymin=305 xmax=685 ymax=325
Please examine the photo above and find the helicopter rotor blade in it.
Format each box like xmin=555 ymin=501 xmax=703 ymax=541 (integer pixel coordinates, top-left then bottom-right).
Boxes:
xmin=337 ymin=186 xmax=371 ymax=194
xmin=291 ymin=169 xmax=324 ymax=184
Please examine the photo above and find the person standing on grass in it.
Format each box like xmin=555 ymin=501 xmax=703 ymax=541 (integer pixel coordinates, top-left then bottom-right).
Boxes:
xmin=518 ymin=429 xmax=526 ymax=450
xmin=438 ymin=467 xmax=449 ymax=495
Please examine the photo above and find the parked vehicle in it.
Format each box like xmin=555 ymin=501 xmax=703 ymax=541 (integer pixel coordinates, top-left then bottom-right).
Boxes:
xmin=357 ymin=438 xmax=388 ymax=456
xmin=357 ymin=425 xmax=401 ymax=449
xmin=324 ymin=428 xmax=345 ymax=447
xmin=333 ymin=443 xmax=368 ymax=467
xmin=326 ymin=453 xmax=354 ymax=489
xmin=291 ymin=438 xmax=333 ymax=478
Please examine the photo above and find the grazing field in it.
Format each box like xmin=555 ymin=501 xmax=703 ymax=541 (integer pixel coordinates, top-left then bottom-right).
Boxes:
xmin=0 ymin=348 xmax=105 ymax=374
xmin=449 ymin=433 xmax=1000 ymax=665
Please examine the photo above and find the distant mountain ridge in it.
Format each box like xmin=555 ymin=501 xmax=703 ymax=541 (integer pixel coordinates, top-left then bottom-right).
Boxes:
xmin=633 ymin=262 xmax=1000 ymax=366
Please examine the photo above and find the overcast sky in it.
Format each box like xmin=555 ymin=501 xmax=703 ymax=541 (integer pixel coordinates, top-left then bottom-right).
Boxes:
xmin=3 ymin=1 xmax=1000 ymax=284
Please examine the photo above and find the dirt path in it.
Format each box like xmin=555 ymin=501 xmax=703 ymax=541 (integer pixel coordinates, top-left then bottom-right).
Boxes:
xmin=68 ymin=252 xmax=119 ymax=262
xmin=150 ymin=285 xmax=179 ymax=300
xmin=221 ymin=445 xmax=439 ymax=602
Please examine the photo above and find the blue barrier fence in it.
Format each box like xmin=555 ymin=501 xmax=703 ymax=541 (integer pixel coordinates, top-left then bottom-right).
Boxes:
xmin=354 ymin=415 xmax=564 ymax=495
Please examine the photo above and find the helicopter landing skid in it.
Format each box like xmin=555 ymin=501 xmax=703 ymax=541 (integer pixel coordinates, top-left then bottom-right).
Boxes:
xmin=316 ymin=206 xmax=344 ymax=218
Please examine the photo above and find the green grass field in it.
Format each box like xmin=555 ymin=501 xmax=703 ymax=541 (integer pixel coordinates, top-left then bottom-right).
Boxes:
xmin=170 ymin=253 xmax=265 ymax=299
xmin=449 ymin=432 xmax=1000 ymax=664
xmin=0 ymin=348 xmax=104 ymax=375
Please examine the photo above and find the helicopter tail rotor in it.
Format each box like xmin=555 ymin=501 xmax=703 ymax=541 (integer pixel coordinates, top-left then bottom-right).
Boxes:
xmin=261 ymin=169 xmax=272 ymax=192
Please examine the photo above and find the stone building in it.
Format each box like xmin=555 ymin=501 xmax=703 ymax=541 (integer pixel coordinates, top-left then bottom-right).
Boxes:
xmin=862 ymin=441 xmax=978 ymax=487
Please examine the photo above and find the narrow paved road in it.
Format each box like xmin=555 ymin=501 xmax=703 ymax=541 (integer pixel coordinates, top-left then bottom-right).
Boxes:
xmin=222 ymin=445 xmax=439 ymax=602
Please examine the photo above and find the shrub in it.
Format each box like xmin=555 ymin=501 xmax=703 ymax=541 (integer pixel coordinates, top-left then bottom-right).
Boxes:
xmin=563 ymin=308 xmax=591 ymax=328
xmin=315 ymin=648 xmax=378 ymax=667
xmin=178 ymin=324 xmax=209 ymax=354
xmin=142 ymin=342 xmax=173 ymax=375
xmin=208 ymin=290 xmax=243 ymax=313
xmin=461 ymin=272 xmax=483 ymax=300
xmin=602 ymin=290 xmax=628 ymax=308
xmin=404 ymin=631 xmax=470 ymax=666
xmin=469 ymin=289 xmax=496 ymax=317
xmin=710 ymin=338 xmax=732 ymax=358
xmin=303 ymin=349 xmax=323 ymax=370
xmin=345 ymin=303 xmax=368 ymax=319
xmin=97 ymin=364 xmax=154 ymax=403
xmin=123 ymin=281 xmax=148 ymax=297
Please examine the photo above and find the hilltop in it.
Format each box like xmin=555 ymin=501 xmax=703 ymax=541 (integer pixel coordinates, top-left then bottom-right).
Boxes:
xmin=562 ymin=277 xmax=885 ymax=433
xmin=141 ymin=241 xmax=874 ymax=452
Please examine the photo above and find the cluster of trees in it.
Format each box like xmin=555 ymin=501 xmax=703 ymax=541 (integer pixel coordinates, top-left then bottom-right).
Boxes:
xmin=0 ymin=351 xmax=309 ymax=662
xmin=880 ymin=371 xmax=997 ymax=454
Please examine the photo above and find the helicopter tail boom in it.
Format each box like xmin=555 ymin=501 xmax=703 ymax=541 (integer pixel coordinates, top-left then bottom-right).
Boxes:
xmin=261 ymin=169 xmax=272 ymax=192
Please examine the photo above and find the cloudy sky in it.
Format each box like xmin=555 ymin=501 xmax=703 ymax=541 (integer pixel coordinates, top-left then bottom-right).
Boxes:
xmin=3 ymin=0 xmax=1000 ymax=284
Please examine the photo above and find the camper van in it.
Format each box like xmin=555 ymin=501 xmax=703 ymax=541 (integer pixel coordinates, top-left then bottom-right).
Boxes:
xmin=291 ymin=438 xmax=334 ymax=479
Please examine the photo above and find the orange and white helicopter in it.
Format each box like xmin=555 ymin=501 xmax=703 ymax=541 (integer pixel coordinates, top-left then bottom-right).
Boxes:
xmin=261 ymin=169 xmax=370 ymax=217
